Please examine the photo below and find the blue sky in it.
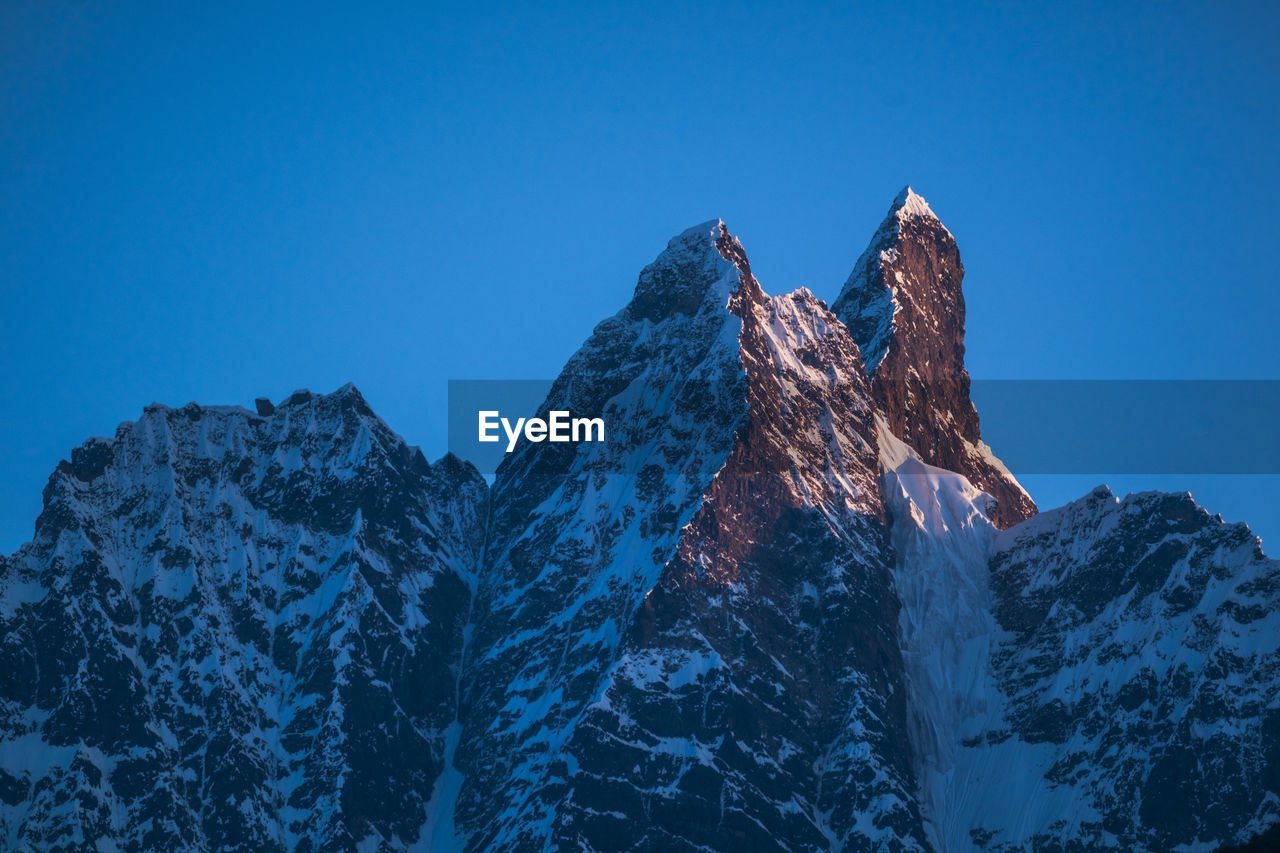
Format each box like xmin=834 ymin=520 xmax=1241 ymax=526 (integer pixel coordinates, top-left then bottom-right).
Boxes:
xmin=2 ymin=1 xmax=1278 ymax=551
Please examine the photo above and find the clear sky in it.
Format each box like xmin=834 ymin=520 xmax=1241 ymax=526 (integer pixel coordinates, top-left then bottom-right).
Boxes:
xmin=2 ymin=1 xmax=1278 ymax=553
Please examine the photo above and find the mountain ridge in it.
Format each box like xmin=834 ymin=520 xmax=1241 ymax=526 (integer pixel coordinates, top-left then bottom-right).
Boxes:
xmin=2 ymin=193 xmax=1277 ymax=852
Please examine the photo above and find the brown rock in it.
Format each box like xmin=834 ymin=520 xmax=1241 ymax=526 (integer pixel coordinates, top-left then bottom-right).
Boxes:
xmin=833 ymin=187 xmax=1037 ymax=528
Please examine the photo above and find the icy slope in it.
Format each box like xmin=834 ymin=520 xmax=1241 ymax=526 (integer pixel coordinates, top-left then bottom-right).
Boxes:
xmin=877 ymin=417 xmax=1002 ymax=851
xmin=878 ymin=416 xmax=1280 ymax=852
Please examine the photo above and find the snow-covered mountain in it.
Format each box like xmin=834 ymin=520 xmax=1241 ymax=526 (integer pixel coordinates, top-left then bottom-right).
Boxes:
xmin=1 ymin=191 xmax=1276 ymax=851
xmin=0 ymin=387 xmax=489 ymax=850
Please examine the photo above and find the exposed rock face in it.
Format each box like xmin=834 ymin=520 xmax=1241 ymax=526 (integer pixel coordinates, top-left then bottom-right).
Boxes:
xmin=832 ymin=187 xmax=1037 ymax=529
xmin=2 ymin=195 xmax=1278 ymax=852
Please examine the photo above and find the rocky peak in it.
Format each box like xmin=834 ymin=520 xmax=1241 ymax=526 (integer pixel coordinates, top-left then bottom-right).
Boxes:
xmin=626 ymin=218 xmax=747 ymax=322
xmin=833 ymin=187 xmax=1036 ymax=528
xmin=892 ymin=186 xmax=949 ymax=231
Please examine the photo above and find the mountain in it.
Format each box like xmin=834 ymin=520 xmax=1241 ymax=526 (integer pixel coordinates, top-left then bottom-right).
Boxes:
xmin=0 ymin=388 xmax=488 ymax=850
xmin=454 ymin=221 xmax=926 ymax=850
xmin=2 ymin=192 xmax=1277 ymax=852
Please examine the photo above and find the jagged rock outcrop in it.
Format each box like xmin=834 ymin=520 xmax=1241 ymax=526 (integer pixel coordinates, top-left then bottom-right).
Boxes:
xmin=833 ymin=187 xmax=1036 ymax=528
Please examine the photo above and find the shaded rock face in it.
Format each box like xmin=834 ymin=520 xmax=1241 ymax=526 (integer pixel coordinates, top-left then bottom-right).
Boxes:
xmin=980 ymin=487 xmax=1280 ymax=851
xmin=832 ymin=187 xmax=1037 ymax=529
xmin=2 ymin=195 xmax=1278 ymax=853
xmin=0 ymin=387 xmax=488 ymax=851
xmin=450 ymin=221 xmax=756 ymax=850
